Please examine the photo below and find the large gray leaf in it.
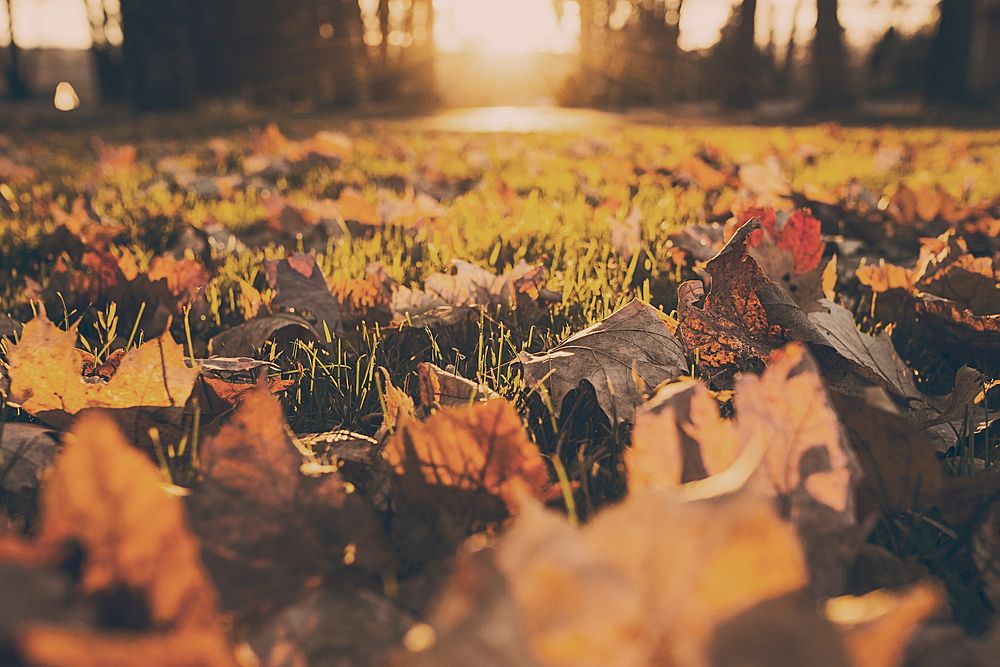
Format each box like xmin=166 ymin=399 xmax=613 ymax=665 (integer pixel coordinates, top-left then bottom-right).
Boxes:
xmin=807 ymin=299 xmax=920 ymax=401
xmin=519 ymin=299 xmax=687 ymax=424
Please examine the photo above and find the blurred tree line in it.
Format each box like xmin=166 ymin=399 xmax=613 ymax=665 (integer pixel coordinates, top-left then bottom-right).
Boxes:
xmin=1 ymin=0 xmax=996 ymax=110
xmin=556 ymin=0 xmax=995 ymax=108
xmin=6 ymin=0 xmax=435 ymax=109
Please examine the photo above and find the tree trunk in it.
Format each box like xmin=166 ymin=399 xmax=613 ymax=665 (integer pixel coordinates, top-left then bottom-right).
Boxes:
xmin=925 ymin=0 xmax=975 ymax=104
xmin=378 ymin=0 xmax=390 ymax=66
xmin=3 ymin=0 xmax=28 ymax=99
xmin=723 ymin=0 xmax=758 ymax=109
xmin=120 ymin=0 xmax=197 ymax=109
xmin=809 ymin=0 xmax=852 ymax=109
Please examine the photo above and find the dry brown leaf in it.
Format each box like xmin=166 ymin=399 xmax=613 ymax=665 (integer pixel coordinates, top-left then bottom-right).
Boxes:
xmin=677 ymin=219 xmax=792 ymax=384
xmin=627 ymin=378 xmax=740 ymax=491
xmin=208 ymin=313 xmax=319 ymax=357
xmin=5 ymin=311 xmax=198 ymax=428
xmin=417 ymin=362 xmax=500 ymax=409
xmin=519 ymin=298 xmax=686 ymax=424
xmin=807 ymin=299 xmax=921 ymax=401
xmin=392 ymin=260 xmax=558 ymax=327
xmin=492 ymin=491 xmax=808 ymax=666
xmin=263 ymin=253 xmax=346 ymax=336
xmin=18 ymin=626 xmax=237 ymax=667
xmin=384 ymin=399 xmax=549 ymax=510
xmin=832 ymin=393 xmax=945 ymax=517
xmin=917 ymin=296 xmax=1000 ymax=350
xmin=188 ymin=384 xmax=394 ymax=622
xmin=38 ymin=413 xmax=221 ymax=629
xmin=825 ymin=583 xmax=942 ymax=667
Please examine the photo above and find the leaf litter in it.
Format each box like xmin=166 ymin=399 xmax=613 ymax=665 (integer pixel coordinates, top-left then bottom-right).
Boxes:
xmin=0 ymin=121 xmax=998 ymax=666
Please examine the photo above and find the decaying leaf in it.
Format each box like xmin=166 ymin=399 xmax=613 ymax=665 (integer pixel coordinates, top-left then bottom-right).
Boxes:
xmin=519 ymin=299 xmax=686 ymax=424
xmin=677 ymin=219 xmax=792 ymax=384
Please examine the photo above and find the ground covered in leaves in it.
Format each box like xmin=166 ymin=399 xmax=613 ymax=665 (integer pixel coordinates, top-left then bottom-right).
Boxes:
xmin=0 ymin=119 xmax=999 ymax=666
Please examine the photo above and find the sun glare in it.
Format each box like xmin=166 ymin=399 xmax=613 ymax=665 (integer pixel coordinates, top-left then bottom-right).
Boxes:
xmin=435 ymin=0 xmax=579 ymax=55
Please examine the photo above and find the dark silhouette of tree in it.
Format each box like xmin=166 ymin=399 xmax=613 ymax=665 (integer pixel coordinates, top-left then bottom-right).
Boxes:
xmin=3 ymin=0 xmax=28 ymax=99
xmin=120 ymin=0 xmax=196 ymax=109
xmin=722 ymin=0 xmax=759 ymax=109
xmin=809 ymin=0 xmax=852 ymax=109
xmin=926 ymin=0 xmax=975 ymax=103
xmin=83 ymin=0 xmax=125 ymax=101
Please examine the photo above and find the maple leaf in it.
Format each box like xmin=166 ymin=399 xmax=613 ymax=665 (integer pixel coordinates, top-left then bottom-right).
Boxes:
xmin=628 ymin=343 xmax=861 ymax=595
xmin=187 ymin=384 xmax=394 ymax=622
xmin=4 ymin=311 xmax=199 ymax=430
xmin=0 ymin=413 xmax=237 ymax=666
xmin=627 ymin=378 xmax=740 ymax=489
xmin=408 ymin=491 xmax=808 ymax=667
xmin=520 ymin=299 xmax=686 ymax=424
xmin=384 ymin=399 xmax=550 ymax=511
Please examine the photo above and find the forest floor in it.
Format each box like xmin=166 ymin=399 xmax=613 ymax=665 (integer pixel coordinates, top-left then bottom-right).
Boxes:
xmin=0 ymin=116 xmax=998 ymax=666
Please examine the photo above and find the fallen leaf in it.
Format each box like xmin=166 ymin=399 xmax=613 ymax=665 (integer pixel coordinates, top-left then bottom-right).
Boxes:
xmin=207 ymin=313 xmax=319 ymax=357
xmin=264 ymin=253 xmax=346 ymax=336
xmin=825 ymin=583 xmax=942 ymax=667
xmin=417 ymin=362 xmax=500 ymax=409
xmin=187 ymin=385 xmax=394 ymax=622
xmin=495 ymin=491 xmax=808 ymax=666
xmin=677 ymin=219 xmax=793 ymax=384
xmin=385 ymin=399 xmax=549 ymax=511
xmin=520 ymin=298 xmax=687 ymax=424
xmin=627 ymin=378 xmax=740 ymax=490
xmin=5 ymin=311 xmax=199 ymax=431
xmin=807 ymin=299 xmax=921 ymax=401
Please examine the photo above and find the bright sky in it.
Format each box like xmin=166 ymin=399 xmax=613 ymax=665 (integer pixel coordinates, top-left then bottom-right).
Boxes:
xmin=4 ymin=0 xmax=939 ymax=54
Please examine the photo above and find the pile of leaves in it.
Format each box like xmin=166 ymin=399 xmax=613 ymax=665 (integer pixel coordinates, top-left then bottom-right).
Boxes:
xmin=1 ymin=120 xmax=998 ymax=666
